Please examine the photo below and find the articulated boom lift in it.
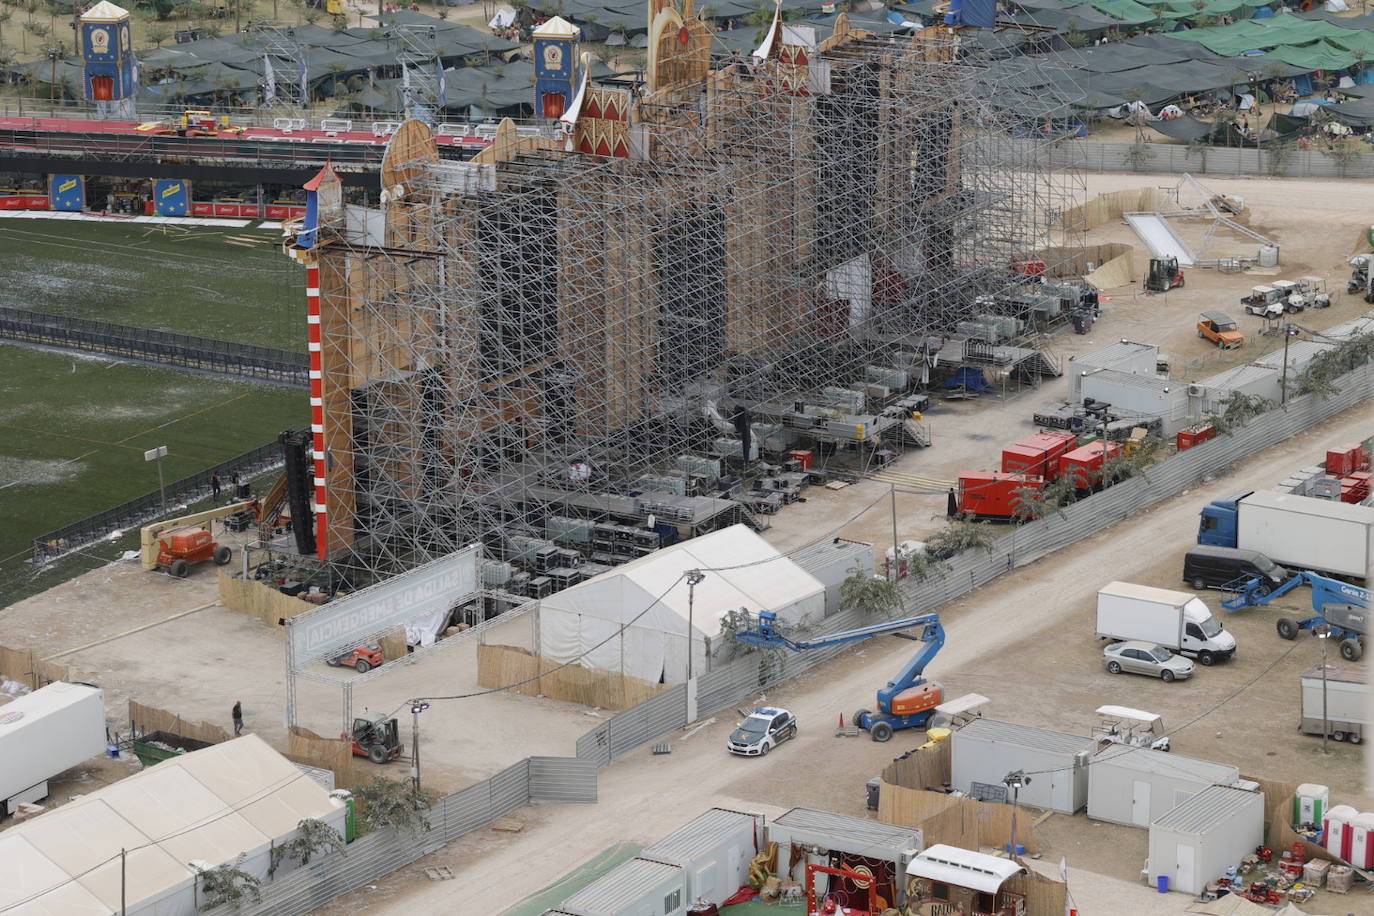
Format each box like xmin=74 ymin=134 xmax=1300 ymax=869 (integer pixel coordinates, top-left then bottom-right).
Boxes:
xmin=736 ymin=610 xmax=945 ymax=742
xmin=1224 ymin=571 xmax=1368 ymax=661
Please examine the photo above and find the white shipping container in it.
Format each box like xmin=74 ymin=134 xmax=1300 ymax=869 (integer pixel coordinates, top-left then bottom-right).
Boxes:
xmin=1237 ymin=491 xmax=1374 ymax=581
xmin=1148 ymin=786 xmax=1264 ymax=895
xmin=0 ymin=682 xmax=106 ymax=812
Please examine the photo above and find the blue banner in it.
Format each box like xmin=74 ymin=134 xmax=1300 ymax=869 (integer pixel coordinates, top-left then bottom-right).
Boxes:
xmin=50 ymin=174 xmax=84 ymax=212
xmin=153 ymin=179 xmax=188 ymax=216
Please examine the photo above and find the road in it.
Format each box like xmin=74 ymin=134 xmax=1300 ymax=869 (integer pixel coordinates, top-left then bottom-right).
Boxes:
xmin=324 ymin=379 xmax=1374 ymax=914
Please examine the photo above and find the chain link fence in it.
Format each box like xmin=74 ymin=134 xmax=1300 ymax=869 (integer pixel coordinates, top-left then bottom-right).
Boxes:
xmin=0 ymin=307 xmax=309 ymax=386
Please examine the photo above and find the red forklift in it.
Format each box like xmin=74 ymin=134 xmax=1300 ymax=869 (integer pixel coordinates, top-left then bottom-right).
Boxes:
xmin=344 ymin=713 xmax=402 ymax=764
xmin=1145 ymin=257 xmax=1184 ymax=292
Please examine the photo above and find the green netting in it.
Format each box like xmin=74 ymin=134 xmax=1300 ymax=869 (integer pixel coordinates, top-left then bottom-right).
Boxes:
xmin=1271 ymin=39 xmax=1360 ymax=71
xmin=1084 ymin=0 xmax=1159 ymax=25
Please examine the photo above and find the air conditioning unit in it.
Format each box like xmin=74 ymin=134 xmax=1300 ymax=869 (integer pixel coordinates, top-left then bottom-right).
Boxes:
xmin=1187 ymin=383 xmax=1206 ymax=397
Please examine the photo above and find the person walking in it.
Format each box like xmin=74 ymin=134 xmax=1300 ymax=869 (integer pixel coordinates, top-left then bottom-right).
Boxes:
xmin=232 ymin=700 xmax=244 ymax=736
xmin=211 ymin=472 xmax=222 ymax=500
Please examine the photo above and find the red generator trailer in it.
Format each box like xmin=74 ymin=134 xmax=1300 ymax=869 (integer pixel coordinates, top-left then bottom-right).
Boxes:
xmin=1001 ymin=443 xmax=1048 ymax=478
xmin=1002 ymin=430 xmax=1076 ymax=481
xmin=958 ymin=472 xmax=1043 ymax=521
xmin=1059 ymin=441 xmax=1123 ymax=491
xmin=1177 ymin=424 xmax=1218 ymax=451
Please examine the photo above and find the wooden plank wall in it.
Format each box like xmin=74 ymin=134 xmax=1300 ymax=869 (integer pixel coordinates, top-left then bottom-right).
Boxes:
xmin=477 ymin=643 xmax=671 ymax=710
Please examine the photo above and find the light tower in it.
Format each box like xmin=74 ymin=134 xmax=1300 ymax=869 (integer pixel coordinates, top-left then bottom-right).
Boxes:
xmin=79 ymin=1 xmax=136 ymax=119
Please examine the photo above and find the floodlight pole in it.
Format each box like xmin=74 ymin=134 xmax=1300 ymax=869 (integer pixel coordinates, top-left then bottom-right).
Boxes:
xmin=145 ymin=445 xmax=168 ymax=514
xmin=686 ymin=569 xmax=706 ymax=684
xmin=1315 ymin=625 xmax=1331 ymax=756
xmin=410 ymin=700 xmax=429 ymax=795
xmin=1003 ymin=770 xmax=1030 ymax=864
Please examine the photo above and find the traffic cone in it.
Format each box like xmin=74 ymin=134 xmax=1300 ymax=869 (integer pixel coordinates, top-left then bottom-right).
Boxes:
xmin=838 ymin=713 xmax=844 ymax=728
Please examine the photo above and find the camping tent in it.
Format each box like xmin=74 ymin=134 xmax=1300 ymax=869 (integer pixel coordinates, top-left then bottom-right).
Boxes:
xmin=536 ymin=524 xmax=825 ymax=684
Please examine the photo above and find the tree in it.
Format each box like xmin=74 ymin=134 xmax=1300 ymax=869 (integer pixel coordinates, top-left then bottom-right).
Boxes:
xmin=353 ymin=775 xmax=430 ymax=837
xmin=268 ymin=818 xmax=345 ymax=878
xmin=21 ymin=18 xmax=45 ymax=50
xmin=195 ymin=855 xmax=262 ymax=911
xmin=1185 ymin=138 xmax=1209 ymax=173
xmin=1204 ymin=391 xmax=1275 ymax=436
xmin=839 ymin=564 xmax=904 ymax=617
xmin=1263 ymin=138 xmax=1294 ymax=176
xmin=1125 ymin=139 xmax=1155 ymax=172
xmin=0 ymin=10 xmax=11 ymax=52
xmin=147 ymin=22 xmax=171 ymax=45
xmin=925 ymin=515 xmax=995 ymax=560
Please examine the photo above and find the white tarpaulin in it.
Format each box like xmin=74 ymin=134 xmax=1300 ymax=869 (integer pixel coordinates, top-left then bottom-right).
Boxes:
xmin=537 ymin=525 xmax=825 ymax=684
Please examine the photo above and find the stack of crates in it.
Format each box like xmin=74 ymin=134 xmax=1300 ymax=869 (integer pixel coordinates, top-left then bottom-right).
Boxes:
xmin=1325 ymin=444 xmax=1372 ymax=502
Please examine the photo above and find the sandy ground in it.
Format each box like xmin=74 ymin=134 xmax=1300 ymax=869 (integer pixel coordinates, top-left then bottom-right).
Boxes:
xmin=4 ymin=172 xmax=1373 ymax=901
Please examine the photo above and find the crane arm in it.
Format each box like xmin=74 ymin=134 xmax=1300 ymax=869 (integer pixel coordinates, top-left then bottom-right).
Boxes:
xmin=734 ymin=610 xmax=941 ymax=653
xmin=882 ymin=620 xmax=945 ymax=692
xmin=139 ymin=499 xmax=256 ymax=570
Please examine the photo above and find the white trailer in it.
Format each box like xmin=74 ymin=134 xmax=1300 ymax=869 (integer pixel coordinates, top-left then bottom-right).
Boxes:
xmin=1148 ymin=785 xmax=1264 ymax=895
xmin=1300 ymin=664 xmax=1367 ymax=743
xmin=1206 ymin=490 xmax=1374 ymax=581
xmin=1087 ymin=744 xmax=1239 ymax=828
xmin=0 ymin=681 xmax=106 ymax=816
xmin=1096 ymin=582 xmax=1236 ymax=664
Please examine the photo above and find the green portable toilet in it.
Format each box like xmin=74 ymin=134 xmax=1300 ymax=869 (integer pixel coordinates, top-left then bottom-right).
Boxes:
xmin=1295 ymin=783 xmax=1329 ymax=826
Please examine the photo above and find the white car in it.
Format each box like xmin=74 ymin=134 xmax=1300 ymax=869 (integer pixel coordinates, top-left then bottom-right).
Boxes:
xmin=726 ymin=707 xmax=797 ymax=756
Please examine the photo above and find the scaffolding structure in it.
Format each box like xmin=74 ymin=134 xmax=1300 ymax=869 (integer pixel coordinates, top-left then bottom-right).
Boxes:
xmin=392 ymin=24 xmax=444 ymax=121
xmin=288 ymin=18 xmax=1084 ymax=582
xmin=255 ymin=22 xmax=308 ymax=108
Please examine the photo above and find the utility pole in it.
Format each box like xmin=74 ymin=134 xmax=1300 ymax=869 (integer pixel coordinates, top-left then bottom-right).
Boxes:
xmin=1003 ymin=770 xmax=1030 ymax=863
xmin=409 ymin=700 xmax=429 ymax=794
xmin=1315 ymin=624 xmax=1331 ymax=756
xmin=889 ymin=484 xmax=899 ymax=582
xmin=685 ymin=569 xmax=705 ymax=683
xmin=121 ymin=847 xmax=127 ymax=915
xmin=1281 ymin=321 xmax=1292 ymax=406
xmin=145 ymin=445 xmax=168 ymax=514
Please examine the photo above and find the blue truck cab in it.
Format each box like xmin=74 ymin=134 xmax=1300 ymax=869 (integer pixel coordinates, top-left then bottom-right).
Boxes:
xmin=1198 ymin=493 xmax=1248 ymax=548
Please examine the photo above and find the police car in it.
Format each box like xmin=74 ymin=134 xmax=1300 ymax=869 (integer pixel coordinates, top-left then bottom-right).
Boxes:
xmin=726 ymin=707 xmax=797 ymax=756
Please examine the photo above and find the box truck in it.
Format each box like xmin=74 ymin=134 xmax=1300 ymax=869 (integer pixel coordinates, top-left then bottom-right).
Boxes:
xmin=0 ymin=681 xmax=106 ymax=816
xmin=1198 ymin=490 xmax=1374 ymax=582
xmin=1096 ymin=582 xmax=1237 ymax=665
xmin=1299 ymin=664 xmax=1366 ymax=744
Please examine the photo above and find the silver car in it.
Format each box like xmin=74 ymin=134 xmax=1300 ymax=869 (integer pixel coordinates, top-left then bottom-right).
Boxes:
xmin=1103 ymin=641 xmax=1195 ymax=682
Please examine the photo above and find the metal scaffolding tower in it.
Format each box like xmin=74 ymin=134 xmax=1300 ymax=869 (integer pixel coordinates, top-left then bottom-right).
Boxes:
xmin=286 ymin=22 xmax=1084 ymax=584
xmin=255 ymin=21 xmax=308 ymax=108
xmin=393 ymin=25 xmax=443 ymax=121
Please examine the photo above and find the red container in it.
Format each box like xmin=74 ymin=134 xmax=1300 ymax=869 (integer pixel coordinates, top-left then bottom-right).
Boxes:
xmin=1340 ymin=476 xmax=1369 ymax=503
xmin=1177 ymin=424 xmax=1218 ymax=451
xmin=1011 ymin=259 xmax=1047 ymax=277
xmin=958 ymin=471 xmax=1042 ymax=519
xmin=787 ymin=449 xmax=813 ymax=471
xmin=1025 ymin=431 xmax=1076 ymax=478
xmin=1001 ymin=443 xmax=1047 ymax=478
xmin=1328 ymin=445 xmax=1360 ymax=476
xmin=1059 ymin=441 xmax=1122 ymax=489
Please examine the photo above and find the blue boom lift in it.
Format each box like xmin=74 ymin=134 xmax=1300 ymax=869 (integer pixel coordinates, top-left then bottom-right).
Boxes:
xmin=735 ymin=610 xmax=945 ymax=742
xmin=1223 ymin=571 xmax=1368 ymax=662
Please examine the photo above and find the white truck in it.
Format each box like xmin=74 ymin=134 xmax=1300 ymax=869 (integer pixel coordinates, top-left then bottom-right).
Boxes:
xmin=1096 ymin=582 xmax=1237 ymax=666
xmin=1198 ymin=490 xmax=1374 ymax=582
xmin=0 ymin=681 xmax=106 ymax=817
xmin=1300 ymin=664 xmax=1365 ymax=744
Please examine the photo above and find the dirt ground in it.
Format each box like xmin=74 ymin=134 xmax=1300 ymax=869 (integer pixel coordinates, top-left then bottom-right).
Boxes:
xmin=3 ymin=172 xmax=1373 ymax=903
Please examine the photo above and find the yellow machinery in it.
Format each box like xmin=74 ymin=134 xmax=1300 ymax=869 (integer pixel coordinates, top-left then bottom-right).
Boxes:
xmin=139 ymin=500 xmax=256 ymax=571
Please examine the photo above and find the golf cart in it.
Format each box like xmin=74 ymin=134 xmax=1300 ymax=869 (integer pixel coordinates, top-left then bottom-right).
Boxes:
xmin=1092 ymin=705 xmax=1170 ymax=752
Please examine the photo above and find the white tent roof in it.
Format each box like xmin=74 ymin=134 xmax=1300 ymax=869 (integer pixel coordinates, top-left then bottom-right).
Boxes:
xmin=906 ymin=844 xmax=1025 ymax=894
xmin=0 ymin=735 xmax=343 ymax=914
xmin=542 ymin=524 xmax=824 ymax=637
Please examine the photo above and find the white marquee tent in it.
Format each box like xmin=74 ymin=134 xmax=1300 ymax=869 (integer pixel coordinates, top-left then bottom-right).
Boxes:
xmin=0 ymin=735 xmax=347 ymax=916
xmin=537 ymin=524 xmax=826 ymax=684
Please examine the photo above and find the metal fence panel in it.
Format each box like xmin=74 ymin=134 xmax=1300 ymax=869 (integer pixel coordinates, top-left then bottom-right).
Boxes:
xmin=607 ymin=684 xmax=687 ymax=760
xmin=30 ymin=435 xmax=294 ymax=561
xmin=576 ymin=721 xmax=612 ymax=767
xmin=0 ymin=307 xmax=310 ymax=386
xmin=1012 ymin=139 xmax=1374 ymax=179
xmin=528 ymin=756 xmax=599 ymax=803
xmin=488 ymin=758 xmax=532 ymax=816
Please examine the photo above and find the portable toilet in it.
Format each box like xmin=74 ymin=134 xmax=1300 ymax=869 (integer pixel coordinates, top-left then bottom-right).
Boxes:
xmin=1325 ymin=805 xmax=1358 ymax=859
xmin=1351 ymin=813 xmax=1374 ymax=869
xmin=1295 ymin=784 xmax=1329 ymax=826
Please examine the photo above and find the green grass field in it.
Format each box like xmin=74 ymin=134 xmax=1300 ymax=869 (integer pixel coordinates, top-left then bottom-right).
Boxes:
xmin=0 ymin=345 xmax=308 ymax=607
xmin=0 ymin=219 xmax=306 ymax=351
